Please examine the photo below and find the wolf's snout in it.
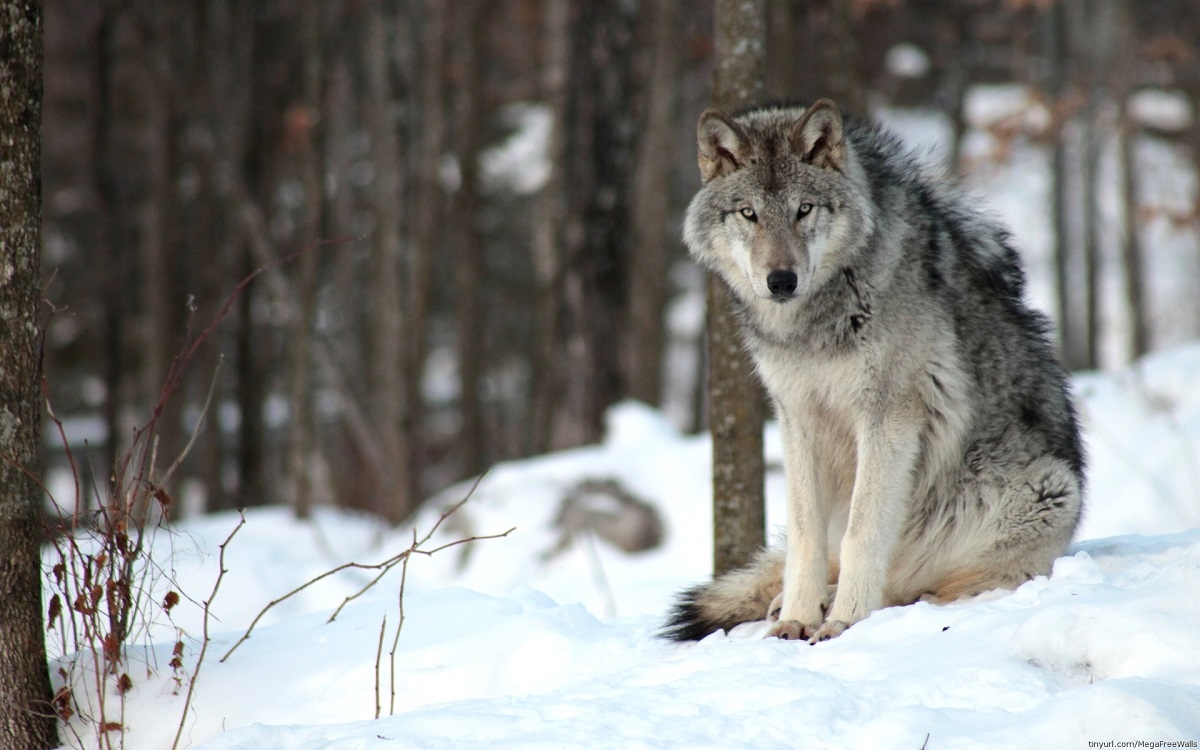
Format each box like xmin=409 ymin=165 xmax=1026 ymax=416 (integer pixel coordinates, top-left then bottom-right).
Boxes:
xmin=767 ymin=270 xmax=798 ymax=299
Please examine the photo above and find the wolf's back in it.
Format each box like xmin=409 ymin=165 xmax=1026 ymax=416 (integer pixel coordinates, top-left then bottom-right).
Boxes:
xmin=661 ymin=548 xmax=784 ymax=641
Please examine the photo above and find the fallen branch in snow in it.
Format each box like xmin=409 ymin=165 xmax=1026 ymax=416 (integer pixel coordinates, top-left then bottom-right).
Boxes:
xmin=219 ymin=473 xmax=513 ymax=665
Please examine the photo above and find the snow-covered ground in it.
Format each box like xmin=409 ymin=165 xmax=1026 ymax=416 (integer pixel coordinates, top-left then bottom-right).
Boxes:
xmin=49 ymin=343 xmax=1200 ymax=749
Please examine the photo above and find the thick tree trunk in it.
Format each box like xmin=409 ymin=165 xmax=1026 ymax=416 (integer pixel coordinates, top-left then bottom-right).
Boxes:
xmin=625 ymin=0 xmax=679 ymax=407
xmin=709 ymin=0 xmax=767 ymax=575
xmin=0 ymin=1 xmax=60 ymax=746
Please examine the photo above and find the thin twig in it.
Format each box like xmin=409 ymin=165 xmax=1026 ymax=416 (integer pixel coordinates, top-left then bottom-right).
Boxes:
xmin=221 ymin=473 xmax=509 ymax=664
xmin=171 ymin=512 xmax=244 ymax=750
xmin=388 ymin=534 xmax=413 ymax=716
xmin=219 ymin=526 xmax=513 ymax=663
xmin=161 ymin=356 xmax=225 ymax=488
xmin=373 ymin=615 xmax=386 ymax=720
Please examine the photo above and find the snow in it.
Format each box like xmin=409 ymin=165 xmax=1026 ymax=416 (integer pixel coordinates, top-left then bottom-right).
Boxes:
xmin=884 ymin=43 xmax=931 ymax=79
xmin=479 ymin=103 xmax=553 ymax=196
xmin=1129 ymin=89 xmax=1192 ymax=133
xmin=962 ymin=84 xmax=1052 ymax=135
xmin=49 ymin=343 xmax=1200 ymax=750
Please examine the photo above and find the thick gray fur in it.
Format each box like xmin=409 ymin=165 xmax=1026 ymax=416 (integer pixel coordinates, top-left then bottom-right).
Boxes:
xmin=664 ymin=100 xmax=1084 ymax=643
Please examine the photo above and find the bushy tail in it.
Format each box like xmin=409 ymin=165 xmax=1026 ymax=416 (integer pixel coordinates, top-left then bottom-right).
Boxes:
xmin=660 ymin=548 xmax=784 ymax=641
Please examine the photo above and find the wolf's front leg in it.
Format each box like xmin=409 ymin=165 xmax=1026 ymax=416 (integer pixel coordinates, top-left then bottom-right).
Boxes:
xmin=814 ymin=414 xmax=919 ymax=642
xmin=766 ymin=414 xmax=829 ymax=640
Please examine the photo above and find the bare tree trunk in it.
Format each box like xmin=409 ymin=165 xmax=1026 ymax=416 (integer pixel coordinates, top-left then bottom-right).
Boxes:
xmin=765 ymin=0 xmax=802 ymax=99
xmin=1079 ymin=105 xmax=1101 ymax=370
xmin=625 ymin=0 xmax=679 ymax=407
xmin=1051 ymin=130 xmax=1076 ymax=363
xmin=1076 ymin=0 xmax=1120 ymax=370
xmin=1043 ymin=0 xmax=1079 ymax=367
xmin=236 ymin=245 xmax=267 ymax=507
xmin=451 ymin=0 xmax=491 ymax=478
xmin=135 ymin=5 xmax=176 ymax=476
xmin=285 ymin=0 xmax=325 ymax=520
xmin=1115 ymin=2 xmax=1149 ymax=360
xmin=530 ymin=0 xmax=570 ymax=454
xmin=95 ymin=9 xmax=124 ymax=506
xmin=0 ymin=2 xmax=60 ymax=745
xmin=934 ymin=6 xmax=972 ymax=172
xmin=226 ymin=0 xmax=266 ymax=510
xmin=533 ymin=0 xmax=637 ymax=450
xmin=404 ymin=0 xmax=448 ymax=511
xmin=821 ymin=0 xmax=865 ymax=115
xmin=97 ymin=2 xmax=178 ymax=514
xmin=709 ymin=0 xmax=767 ymax=575
xmin=1118 ymin=113 xmax=1149 ymax=359
xmin=363 ymin=0 xmax=413 ymax=522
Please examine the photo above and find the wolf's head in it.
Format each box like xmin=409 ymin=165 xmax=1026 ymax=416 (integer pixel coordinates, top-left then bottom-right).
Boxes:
xmin=683 ymin=99 xmax=875 ymax=304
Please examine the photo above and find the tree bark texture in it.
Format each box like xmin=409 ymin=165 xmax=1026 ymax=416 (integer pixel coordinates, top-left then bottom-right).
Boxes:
xmin=709 ymin=0 xmax=767 ymax=576
xmin=0 ymin=1 xmax=61 ymax=746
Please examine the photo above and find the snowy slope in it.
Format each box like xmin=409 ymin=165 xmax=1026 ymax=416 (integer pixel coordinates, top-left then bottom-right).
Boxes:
xmin=50 ymin=344 xmax=1200 ymax=750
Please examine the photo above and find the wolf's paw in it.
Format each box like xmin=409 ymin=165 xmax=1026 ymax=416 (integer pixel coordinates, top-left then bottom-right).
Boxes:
xmin=808 ymin=619 xmax=849 ymax=643
xmin=764 ymin=619 xmax=818 ymax=641
xmin=766 ymin=593 xmax=784 ymax=622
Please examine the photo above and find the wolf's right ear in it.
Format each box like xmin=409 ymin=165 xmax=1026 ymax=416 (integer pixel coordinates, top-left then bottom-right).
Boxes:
xmin=697 ymin=109 xmax=751 ymax=183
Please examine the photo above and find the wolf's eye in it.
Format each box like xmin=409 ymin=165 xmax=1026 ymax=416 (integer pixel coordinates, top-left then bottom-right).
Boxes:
xmin=797 ymin=203 xmax=814 ymax=219
xmin=738 ymin=207 xmax=757 ymax=222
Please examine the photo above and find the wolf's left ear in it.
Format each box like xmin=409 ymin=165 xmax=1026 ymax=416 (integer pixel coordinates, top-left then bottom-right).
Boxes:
xmin=697 ymin=109 xmax=751 ymax=183
xmin=790 ymin=99 xmax=846 ymax=172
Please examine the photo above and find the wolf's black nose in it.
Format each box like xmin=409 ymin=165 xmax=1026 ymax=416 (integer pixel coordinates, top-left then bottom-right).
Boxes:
xmin=767 ymin=270 xmax=798 ymax=297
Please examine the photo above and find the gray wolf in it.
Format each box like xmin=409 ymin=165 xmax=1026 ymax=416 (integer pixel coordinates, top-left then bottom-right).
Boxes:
xmin=664 ymin=99 xmax=1084 ymax=643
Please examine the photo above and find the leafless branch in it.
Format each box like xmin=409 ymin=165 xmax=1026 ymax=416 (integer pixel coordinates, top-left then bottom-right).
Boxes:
xmin=220 ymin=473 xmax=511 ymax=664
xmin=161 ymin=356 xmax=224 ymax=488
xmin=373 ymin=615 xmax=386 ymax=720
xmin=172 ymin=512 xmax=244 ymax=750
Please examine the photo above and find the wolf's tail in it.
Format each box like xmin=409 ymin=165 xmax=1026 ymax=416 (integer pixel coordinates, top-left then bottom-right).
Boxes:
xmin=660 ymin=547 xmax=784 ymax=641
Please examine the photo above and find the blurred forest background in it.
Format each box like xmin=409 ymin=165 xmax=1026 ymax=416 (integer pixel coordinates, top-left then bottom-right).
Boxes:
xmin=39 ymin=0 xmax=1200 ymax=525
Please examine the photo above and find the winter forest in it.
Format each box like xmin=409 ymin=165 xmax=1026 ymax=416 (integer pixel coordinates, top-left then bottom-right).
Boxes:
xmin=5 ymin=0 xmax=1200 ymax=748
xmin=37 ymin=0 xmax=1200 ymax=526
